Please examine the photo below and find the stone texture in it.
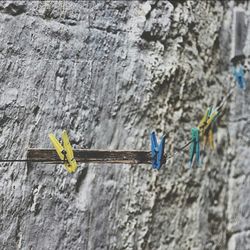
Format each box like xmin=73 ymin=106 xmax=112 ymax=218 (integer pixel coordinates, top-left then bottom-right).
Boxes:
xmin=0 ymin=0 xmax=249 ymax=250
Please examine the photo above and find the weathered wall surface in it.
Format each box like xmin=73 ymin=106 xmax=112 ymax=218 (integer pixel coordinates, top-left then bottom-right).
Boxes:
xmin=0 ymin=0 xmax=249 ymax=250
xmin=225 ymin=2 xmax=250 ymax=250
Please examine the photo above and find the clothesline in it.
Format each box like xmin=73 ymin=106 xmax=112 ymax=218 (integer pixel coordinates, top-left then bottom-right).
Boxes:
xmin=0 ymin=85 xmax=235 ymax=168
xmin=166 ymin=85 xmax=234 ymax=159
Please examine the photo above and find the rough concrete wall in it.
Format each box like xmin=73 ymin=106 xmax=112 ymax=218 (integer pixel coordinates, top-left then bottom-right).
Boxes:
xmin=224 ymin=1 xmax=250 ymax=250
xmin=0 ymin=0 xmax=248 ymax=250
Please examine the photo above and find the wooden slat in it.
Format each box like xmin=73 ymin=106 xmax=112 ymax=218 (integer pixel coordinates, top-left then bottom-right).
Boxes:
xmin=27 ymin=148 xmax=154 ymax=164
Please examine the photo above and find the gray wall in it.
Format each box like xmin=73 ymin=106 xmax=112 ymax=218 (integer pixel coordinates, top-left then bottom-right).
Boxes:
xmin=0 ymin=1 xmax=249 ymax=249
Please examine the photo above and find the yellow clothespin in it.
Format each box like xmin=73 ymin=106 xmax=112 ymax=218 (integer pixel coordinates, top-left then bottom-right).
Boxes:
xmin=198 ymin=107 xmax=219 ymax=150
xmin=49 ymin=130 xmax=78 ymax=173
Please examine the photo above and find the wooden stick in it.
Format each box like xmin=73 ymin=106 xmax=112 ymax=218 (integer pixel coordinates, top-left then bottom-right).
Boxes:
xmin=27 ymin=148 xmax=154 ymax=164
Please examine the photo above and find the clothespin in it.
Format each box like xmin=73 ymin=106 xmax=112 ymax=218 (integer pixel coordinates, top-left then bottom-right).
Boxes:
xmin=150 ymin=131 xmax=166 ymax=170
xmin=198 ymin=107 xmax=219 ymax=150
xmin=189 ymin=127 xmax=200 ymax=167
xmin=233 ymin=64 xmax=246 ymax=90
xmin=49 ymin=130 xmax=78 ymax=173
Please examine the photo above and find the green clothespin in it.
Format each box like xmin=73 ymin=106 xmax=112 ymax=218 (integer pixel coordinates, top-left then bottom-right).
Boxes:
xmin=189 ymin=127 xmax=200 ymax=168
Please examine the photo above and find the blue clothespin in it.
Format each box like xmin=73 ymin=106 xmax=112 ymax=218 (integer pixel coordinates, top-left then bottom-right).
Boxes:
xmin=233 ymin=65 xmax=246 ymax=90
xmin=150 ymin=131 xmax=166 ymax=170
xmin=189 ymin=127 xmax=200 ymax=168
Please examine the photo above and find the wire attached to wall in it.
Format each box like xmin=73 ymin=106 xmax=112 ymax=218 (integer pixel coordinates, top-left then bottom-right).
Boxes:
xmin=0 ymin=84 xmax=235 ymax=171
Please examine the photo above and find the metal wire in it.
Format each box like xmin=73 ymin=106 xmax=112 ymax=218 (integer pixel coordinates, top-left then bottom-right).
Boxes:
xmin=0 ymin=86 xmax=234 ymax=164
xmin=162 ymin=85 xmax=234 ymax=163
xmin=0 ymin=159 xmax=63 ymax=163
